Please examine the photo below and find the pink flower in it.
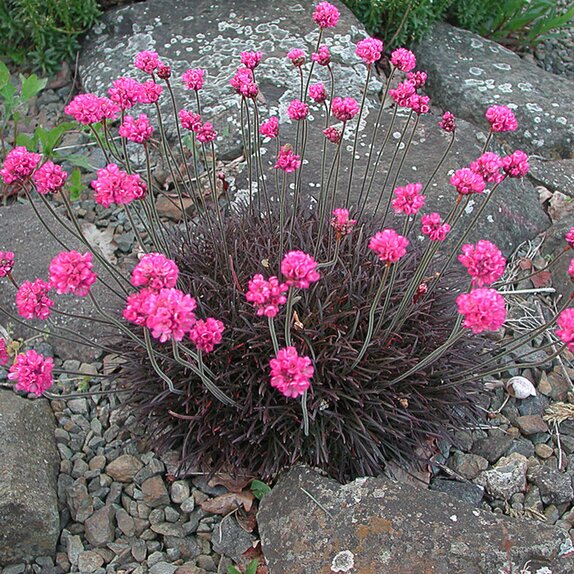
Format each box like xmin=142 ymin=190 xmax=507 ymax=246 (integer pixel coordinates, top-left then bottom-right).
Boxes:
xmin=182 ymin=68 xmax=205 ymax=91
xmin=189 ymin=318 xmax=225 ymax=353
xmin=323 ymin=126 xmax=342 ymax=144
xmin=409 ymin=94 xmax=430 ymax=115
xmin=457 ymin=288 xmax=506 ymax=334
xmin=0 ymin=338 xmax=8 ymax=366
xmin=145 ymin=288 xmax=197 ymax=343
xmin=269 ymin=346 xmax=313 ymax=399
xmin=1 ymin=146 xmax=41 ymax=184
xmin=123 ymin=288 xmax=155 ymax=326
xmin=421 ymin=213 xmax=451 ymax=242
xmin=8 ymin=350 xmax=54 ymax=396
xmin=91 ymin=164 xmax=147 ymax=208
xmin=230 ymin=67 xmax=258 ymax=98
xmin=391 ymin=48 xmax=416 ymax=72
xmin=65 ymin=94 xmax=119 ymax=124
xmin=369 ymin=229 xmax=409 ymax=263
xmin=332 ymin=97 xmax=359 ymax=122
xmin=312 ymin=45 xmax=331 ymax=66
xmin=567 ymin=228 xmax=574 ymax=249
xmin=389 ymin=81 xmax=416 ymax=107
xmin=458 ymin=240 xmax=506 ymax=287
xmin=108 ymin=77 xmax=142 ymax=109
xmin=557 ymin=308 xmax=574 ymax=352
xmin=392 ymin=182 xmax=425 ymax=216
xmin=470 ymin=152 xmax=504 ymax=184
xmin=134 ymin=50 xmax=161 ymax=74
xmin=313 ymin=2 xmax=340 ymax=28
xmin=274 ymin=145 xmax=301 ymax=172
xmin=32 ymin=161 xmax=68 ymax=194
xmin=119 ymin=113 xmax=154 ymax=144
xmin=240 ymin=51 xmax=263 ymax=69
xmin=0 ymin=251 xmax=15 ymax=277
xmin=260 ymin=117 xmax=279 ymax=139
xmin=331 ymin=208 xmax=356 ymax=237
xmin=355 ymin=37 xmax=383 ymax=65
xmin=16 ymin=279 xmax=54 ymax=320
xmin=568 ymin=258 xmax=574 ymax=281
xmin=179 ymin=110 xmax=202 ymax=132
xmin=309 ymin=83 xmax=327 ymax=104
xmin=131 ymin=252 xmax=179 ymax=291
xmin=196 ymin=122 xmax=217 ymax=143
xmin=486 ymin=105 xmax=517 ymax=132
xmin=287 ymin=99 xmax=309 ymax=121
xmin=407 ymin=71 xmax=427 ymax=89
xmin=281 ymin=251 xmax=320 ymax=289
xmin=439 ymin=111 xmax=456 ymax=133
xmin=138 ymin=80 xmax=163 ymax=104
xmin=450 ymin=168 xmax=486 ymax=195
xmin=502 ymin=150 xmax=529 ymax=178
xmin=287 ymin=49 xmax=305 ymax=67
xmin=49 ymin=251 xmax=97 ymax=297
xmin=246 ymin=274 xmax=288 ymax=317
xmin=157 ymin=64 xmax=172 ymax=80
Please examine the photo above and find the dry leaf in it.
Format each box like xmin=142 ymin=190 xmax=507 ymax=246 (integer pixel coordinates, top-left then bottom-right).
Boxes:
xmin=80 ymin=222 xmax=117 ymax=264
xmin=547 ymin=190 xmax=574 ymax=223
xmin=519 ymin=258 xmax=533 ymax=271
xmin=530 ymin=270 xmax=552 ymax=289
xmin=236 ymin=505 xmax=258 ymax=533
xmin=208 ymin=473 xmax=254 ymax=493
xmin=199 ymin=491 xmax=254 ymax=515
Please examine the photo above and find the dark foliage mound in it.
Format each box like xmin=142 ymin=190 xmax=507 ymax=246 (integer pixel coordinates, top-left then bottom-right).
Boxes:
xmin=118 ymin=205 xmax=487 ymax=482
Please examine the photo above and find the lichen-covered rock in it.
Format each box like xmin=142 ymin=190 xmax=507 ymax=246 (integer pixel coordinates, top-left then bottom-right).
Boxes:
xmin=475 ymin=452 xmax=528 ymax=500
xmin=258 ymin=466 xmax=574 ymax=574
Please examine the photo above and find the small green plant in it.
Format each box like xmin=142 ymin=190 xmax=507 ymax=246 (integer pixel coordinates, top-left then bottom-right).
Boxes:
xmin=227 ymin=559 xmax=259 ymax=574
xmin=250 ymin=480 xmax=272 ymax=500
xmin=0 ymin=0 xmax=101 ymax=73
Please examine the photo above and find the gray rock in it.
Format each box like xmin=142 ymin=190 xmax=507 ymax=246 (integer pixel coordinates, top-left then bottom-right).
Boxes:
xmin=163 ymin=536 xmax=201 ymax=561
xmin=527 ymin=466 xmax=574 ymax=505
xmin=0 ymin=390 xmax=60 ymax=566
xmin=106 ymin=454 xmax=144 ymax=483
xmin=180 ymin=496 xmax=195 ymax=513
xmin=149 ymin=562 xmax=177 ymax=574
xmin=141 ymin=476 xmax=170 ymax=508
xmin=506 ymin=438 xmax=535 ymax=459
xmin=170 ymin=481 xmax=190 ymax=505
xmin=515 ymin=415 xmax=548 ymax=435
xmin=150 ymin=522 xmax=184 ymax=538
xmin=66 ymin=535 xmax=84 ymax=567
xmin=471 ymin=429 xmax=512 ymax=463
xmin=3 ymin=564 xmax=26 ymax=574
xmin=212 ymin=517 xmax=255 ymax=562
xmin=539 ymin=220 xmax=574 ymax=303
xmin=529 ymin=158 xmax=574 ymax=199
xmin=77 ymin=550 xmax=105 ymax=573
xmin=115 ymin=508 xmax=136 ymax=537
xmin=430 ymin=478 xmax=484 ymax=507
xmin=475 ymin=452 xmax=528 ymax=500
xmin=414 ymin=22 xmax=574 ymax=158
xmin=84 ymin=505 xmax=116 ymax=547
xmin=447 ymin=451 xmax=489 ymax=480
xmin=134 ymin=458 xmax=165 ymax=485
xmin=67 ymin=479 xmax=94 ymax=522
xmin=258 ymin=466 xmax=574 ymax=574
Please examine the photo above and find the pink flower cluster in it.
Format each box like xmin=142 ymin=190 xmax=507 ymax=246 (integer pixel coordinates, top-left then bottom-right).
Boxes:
xmin=502 ymin=150 xmax=529 ymax=178
xmin=556 ymin=308 xmax=574 ymax=352
xmin=450 ymin=168 xmax=486 ymax=195
xmin=230 ymin=67 xmax=258 ymax=98
xmin=65 ymin=94 xmax=119 ymax=124
xmin=287 ymin=49 xmax=305 ymax=67
xmin=0 ymin=147 xmax=41 ymax=184
xmin=179 ymin=110 xmax=202 ymax=132
xmin=287 ymin=99 xmax=309 ymax=121
xmin=32 ymin=161 xmax=68 ymax=194
xmin=486 ymin=105 xmax=517 ymax=132
xmin=240 ymin=51 xmax=262 ymax=69
xmin=246 ymin=274 xmax=288 ymax=317
xmin=568 ymin=258 xmax=574 ymax=281
xmin=274 ymin=146 xmax=301 ymax=172
xmin=0 ymin=337 xmax=7 ymax=366
xmin=196 ymin=123 xmax=217 ymax=143
xmin=313 ymin=2 xmax=340 ymax=28
xmin=331 ymin=208 xmax=356 ymax=237
xmin=189 ymin=318 xmax=225 ymax=353
xmin=182 ymin=68 xmax=205 ymax=91
xmin=0 ymin=251 xmax=15 ymax=277
xmin=312 ymin=45 xmax=331 ymax=66
xmin=458 ymin=240 xmax=506 ymax=287
xmin=145 ymin=288 xmax=197 ymax=343
xmin=392 ymin=183 xmax=425 ymax=216
xmin=355 ymin=37 xmax=383 ymax=65
xmin=131 ymin=253 xmax=179 ymax=291
xmin=457 ymin=288 xmax=506 ymax=334
xmin=407 ymin=71 xmax=427 ymax=89
xmin=135 ymin=51 xmax=161 ymax=74
xmin=269 ymin=346 xmax=313 ymax=399
xmin=119 ymin=114 xmax=154 ymax=144
xmin=139 ymin=80 xmax=163 ymax=104
xmin=390 ymin=48 xmax=416 ymax=72
xmin=420 ymin=213 xmax=451 ymax=242
xmin=49 ymin=251 xmax=97 ymax=297
xmin=567 ymin=227 xmax=574 ymax=249
xmin=260 ymin=117 xmax=279 ymax=139
xmin=281 ymin=251 xmax=320 ymax=289
xmin=332 ymin=97 xmax=359 ymax=122
xmin=369 ymin=229 xmax=409 ymax=263
xmin=8 ymin=349 xmax=54 ymax=396
xmin=108 ymin=77 xmax=143 ymax=109
xmin=16 ymin=279 xmax=54 ymax=320
xmin=91 ymin=164 xmax=147 ymax=208
xmin=439 ymin=111 xmax=456 ymax=133
xmin=470 ymin=152 xmax=504 ymax=184
xmin=409 ymin=94 xmax=430 ymax=115
xmin=309 ymin=83 xmax=327 ymax=104
xmin=323 ymin=126 xmax=342 ymax=144
xmin=390 ymin=81 xmax=416 ymax=107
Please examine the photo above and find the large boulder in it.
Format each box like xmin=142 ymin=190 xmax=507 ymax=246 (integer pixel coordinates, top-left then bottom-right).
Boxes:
xmin=258 ymin=466 xmax=574 ymax=574
xmin=0 ymin=390 xmax=60 ymax=565
xmin=414 ymin=22 xmax=574 ymax=159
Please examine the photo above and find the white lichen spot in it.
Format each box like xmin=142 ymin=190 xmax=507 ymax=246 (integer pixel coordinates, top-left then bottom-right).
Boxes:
xmin=517 ymin=82 xmax=534 ymax=92
xmin=526 ymin=103 xmax=543 ymax=113
xmin=507 ymin=103 xmax=519 ymax=110
xmin=498 ymin=83 xmax=513 ymax=93
xmin=535 ymin=568 xmax=553 ymax=574
xmin=470 ymin=38 xmax=483 ymax=49
xmin=450 ymin=515 xmax=458 ymax=522
xmin=472 ymin=509 xmax=480 ymax=517
xmin=487 ymin=215 xmax=494 ymax=223
xmin=331 ymin=550 xmax=355 ymax=573
xmin=465 ymin=200 xmax=475 ymax=214
xmin=534 ymin=117 xmax=541 ymax=124
xmin=556 ymin=117 xmax=567 ymax=125
xmin=468 ymin=67 xmax=484 ymax=76
xmin=392 ymin=131 xmax=402 ymax=140
xmin=492 ymin=63 xmax=511 ymax=71
xmin=489 ymin=46 xmax=500 ymax=54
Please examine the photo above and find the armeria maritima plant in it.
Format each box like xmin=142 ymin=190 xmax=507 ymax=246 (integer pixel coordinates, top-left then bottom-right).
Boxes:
xmin=1 ymin=2 xmax=573 ymax=481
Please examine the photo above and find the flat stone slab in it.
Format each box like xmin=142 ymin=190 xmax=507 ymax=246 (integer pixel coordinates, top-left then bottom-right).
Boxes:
xmin=414 ymin=22 xmax=574 ymax=159
xmin=0 ymin=390 xmax=60 ymax=565
xmin=258 ymin=466 xmax=574 ymax=574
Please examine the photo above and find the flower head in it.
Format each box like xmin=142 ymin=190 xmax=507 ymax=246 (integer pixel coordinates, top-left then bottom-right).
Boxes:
xmin=145 ymin=288 xmax=197 ymax=343
xmin=470 ymin=152 xmax=504 ymax=184
xmin=390 ymin=48 xmax=416 ymax=72
xmin=8 ymin=350 xmax=54 ymax=396
xmin=287 ymin=99 xmax=309 ymax=121
xmin=557 ymin=308 xmax=574 ymax=352
xmin=119 ymin=113 xmax=154 ymax=144
xmin=0 ymin=338 xmax=8 ymax=366
xmin=134 ymin=51 xmax=161 ymax=74
xmin=439 ymin=111 xmax=456 ymax=133
xmin=332 ymin=97 xmax=359 ymax=122
xmin=567 ymin=228 xmax=574 ymax=249
xmin=369 ymin=229 xmax=409 ymax=263
xmin=260 ymin=117 xmax=279 ymax=139
xmin=0 ymin=251 xmax=15 ymax=277
xmin=49 ymin=251 xmax=97 ymax=297
xmin=16 ymin=279 xmax=54 ymax=320
xmin=389 ymin=81 xmax=416 ymax=107
xmin=331 ymin=208 xmax=356 ymax=237
xmin=313 ymin=2 xmax=340 ymax=28
xmin=323 ymin=126 xmax=342 ymax=144
xmin=457 ymin=288 xmax=506 ymax=334
xmin=392 ymin=183 xmax=425 ymax=216
xmin=568 ymin=258 xmax=574 ymax=281
xmin=312 ymin=45 xmax=331 ymax=66
xmin=131 ymin=253 xmax=179 ymax=291
xmin=458 ymin=240 xmax=506 ymax=287
xmin=32 ymin=161 xmax=68 ymax=194
xmin=287 ymin=49 xmax=305 ymax=67
xmin=486 ymin=105 xmax=517 ymax=132
xmin=274 ymin=145 xmax=301 ymax=172
xmin=355 ymin=37 xmax=383 ymax=65
xmin=409 ymin=93 xmax=430 ymax=115
xmin=420 ymin=213 xmax=451 ymax=242
xmin=65 ymin=94 xmax=119 ymax=124
xmin=189 ymin=318 xmax=225 ymax=353
xmin=1 ymin=146 xmax=41 ymax=184
xmin=269 ymin=346 xmax=313 ymax=399
xmin=138 ymin=80 xmax=163 ymax=104
xmin=240 ymin=51 xmax=263 ymax=69
xmin=450 ymin=168 xmax=486 ymax=195
xmin=157 ymin=64 xmax=172 ymax=80
xmin=179 ymin=110 xmax=202 ymax=132
xmin=108 ymin=77 xmax=142 ymax=109
xmin=196 ymin=122 xmax=217 ymax=143
xmin=230 ymin=67 xmax=258 ymax=98
xmin=182 ymin=68 xmax=205 ymax=91
xmin=246 ymin=274 xmax=289 ymax=317
xmin=502 ymin=150 xmax=529 ymax=178
xmin=91 ymin=164 xmax=147 ymax=208
xmin=309 ymin=83 xmax=327 ymax=104
xmin=281 ymin=251 xmax=320 ymax=289
xmin=407 ymin=70 xmax=427 ymax=89
xmin=123 ymin=288 xmax=155 ymax=326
